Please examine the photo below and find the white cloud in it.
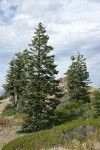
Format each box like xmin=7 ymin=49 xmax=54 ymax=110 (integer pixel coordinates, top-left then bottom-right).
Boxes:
xmin=0 ymin=0 xmax=100 ymax=90
xmin=87 ymin=53 xmax=100 ymax=87
xmin=55 ymin=56 xmax=71 ymax=78
xmin=87 ymin=0 xmax=100 ymax=3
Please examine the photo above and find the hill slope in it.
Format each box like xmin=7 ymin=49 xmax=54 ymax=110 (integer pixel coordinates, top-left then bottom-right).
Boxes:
xmin=0 ymin=78 xmax=99 ymax=150
xmin=1 ymin=118 xmax=100 ymax=150
xmin=0 ymin=98 xmax=11 ymax=115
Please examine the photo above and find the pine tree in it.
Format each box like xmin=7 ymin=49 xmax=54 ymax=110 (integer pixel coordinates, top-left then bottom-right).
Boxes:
xmin=92 ymin=89 xmax=100 ymax=118
xmin=22 ymin=23 xmax=62 ymax=133
xmin=5 ymin=52 xmax=27 ymax=109
xmin=65 ymin=52 xmax=91 ymax=103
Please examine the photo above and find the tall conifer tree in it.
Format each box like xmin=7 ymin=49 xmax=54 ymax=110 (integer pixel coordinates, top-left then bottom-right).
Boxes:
xmin=65 ymin=52 xmax=91 ymax=103
xmin=22 ymin=23 xmax=62 ymax=132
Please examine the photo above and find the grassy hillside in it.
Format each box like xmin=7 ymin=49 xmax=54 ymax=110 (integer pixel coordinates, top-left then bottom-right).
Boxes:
xmin=2 ymin=118 xmax=100 ymax=150
xmin=0 ymin=79 xmax=99 ymax=150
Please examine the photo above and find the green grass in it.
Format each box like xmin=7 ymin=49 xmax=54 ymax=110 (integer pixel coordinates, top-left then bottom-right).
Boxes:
xmin=2 ymin=118 xmax=100 ymax=150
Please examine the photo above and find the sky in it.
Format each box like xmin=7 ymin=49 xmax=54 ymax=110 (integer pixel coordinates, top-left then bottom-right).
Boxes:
xmin=0 ymin=0 xmax=100 ymax=91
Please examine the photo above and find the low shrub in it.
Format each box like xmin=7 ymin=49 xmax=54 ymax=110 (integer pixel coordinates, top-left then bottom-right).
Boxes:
xmin=55 ymin=101 xmax=85 ymax=124
xmin=92 ymin=89 xmax=100 ymax=118
xmin=0 ymin=92 xmax=8 ymax=100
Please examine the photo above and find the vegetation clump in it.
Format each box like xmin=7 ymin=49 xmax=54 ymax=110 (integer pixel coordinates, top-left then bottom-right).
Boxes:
xmin=92 ymin=89 xmax=100 ymax=118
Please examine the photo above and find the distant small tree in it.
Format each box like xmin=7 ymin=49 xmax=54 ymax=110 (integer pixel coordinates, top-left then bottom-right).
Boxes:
xmin=65 ymin=52 xmax=91 ymax=103
xmin=92 ymin=89 xmax=100 ymax=118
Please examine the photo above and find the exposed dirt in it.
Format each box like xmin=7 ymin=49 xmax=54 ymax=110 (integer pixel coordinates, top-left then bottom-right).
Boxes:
xmin=48 ymin=147 xmax=66 ymax=150
xmin=0 ymin=125 xmax=23 ymax=150
xmin=0 ymin=98 xmax=23 ymax=150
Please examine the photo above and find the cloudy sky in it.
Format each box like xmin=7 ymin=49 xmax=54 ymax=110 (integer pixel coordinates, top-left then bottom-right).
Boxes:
xmin=0 ymin=0 xmax=100 ymax=90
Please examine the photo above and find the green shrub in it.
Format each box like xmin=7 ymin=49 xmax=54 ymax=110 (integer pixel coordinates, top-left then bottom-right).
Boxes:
xmin=0 ymin=92 xmax=8 ymax=100
xmin=81 ymin=103 xmax=93 ymax=119
xmin=56 ymin=101 xmax=85 ymax=124
xmin=92 ymin=89 xmax=100 ymax=118
xmin=0 ymin=95 xmax=4 ymax=100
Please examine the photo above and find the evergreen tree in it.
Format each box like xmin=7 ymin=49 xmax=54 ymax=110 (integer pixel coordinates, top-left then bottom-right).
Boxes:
xmin=5 ymin=52 xmax=27 ymax=109
xmin=92 ymin=89 xmax=100 ymax=118
xmin=65 ymin=52 xmax=91 ymax=103
xmin=22 ymin=23 xmax=62 ymax=133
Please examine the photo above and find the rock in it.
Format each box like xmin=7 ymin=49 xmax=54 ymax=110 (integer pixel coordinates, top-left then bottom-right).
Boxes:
xmin=62 ymin=125 xmax=95 ymax=141
xmin=79 ymin=125 xmax=94 ymax=139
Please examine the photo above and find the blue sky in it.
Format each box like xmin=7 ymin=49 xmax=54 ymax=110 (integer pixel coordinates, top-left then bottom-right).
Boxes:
xmin=0 ymin=0 xmax=100 ymax=90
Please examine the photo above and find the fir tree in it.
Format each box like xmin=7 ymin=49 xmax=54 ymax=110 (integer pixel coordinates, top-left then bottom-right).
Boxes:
xmin=22 ymin=23 xmax=62 ymax=133
xmin=65 ymin=52 xmax=91 ymax=103
xmin=5 ymin=52 xmax=27 ymax=109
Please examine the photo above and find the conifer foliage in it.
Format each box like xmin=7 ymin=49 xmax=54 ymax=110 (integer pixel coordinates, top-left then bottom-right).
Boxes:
xmin=4 ymin=52 xmax=27 ymax=108
xmin=4 ymin=58 xmax=16 ymax=107
xmin=22 ymin=23 xmax=62 ymax=132
xmin=65 ymin=52 xmax=91 ymax=103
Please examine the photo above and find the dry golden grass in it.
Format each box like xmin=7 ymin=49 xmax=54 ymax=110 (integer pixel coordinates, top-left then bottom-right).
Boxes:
xmin=0 ymin=98 xmax=11 ymax=115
